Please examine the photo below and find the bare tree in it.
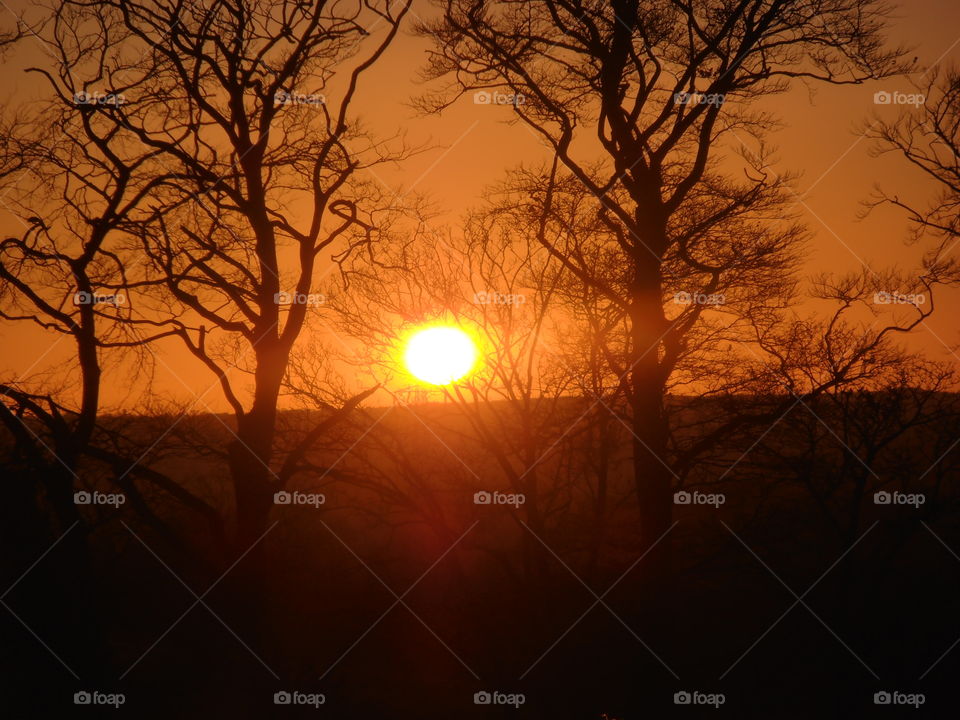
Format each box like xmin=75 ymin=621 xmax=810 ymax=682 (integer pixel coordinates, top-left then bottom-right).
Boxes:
xmin=0 ymin=3 xmax=226 ymax=535
xmin=0 ymin=6 xmax=217 ymax=678
xmin=35 ymin=0 xmax=417 ymax=554
xmin=416 ymin=0 xmax=911 ymax=557
xmin=864 ymin=67 xmax=960 ymax=292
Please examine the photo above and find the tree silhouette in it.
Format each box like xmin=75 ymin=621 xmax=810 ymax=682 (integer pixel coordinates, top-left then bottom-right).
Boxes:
xmin=39 ymin=0 xmax=415 ymax=555
xmin=865 ymin=67 xmax=960 ymax=285
xmin=416 ymin=0 xmax=912 ymax=559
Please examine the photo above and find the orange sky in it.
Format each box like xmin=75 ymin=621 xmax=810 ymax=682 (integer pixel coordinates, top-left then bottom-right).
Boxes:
xmin=1 ymin=0 xmax=959 ymax=411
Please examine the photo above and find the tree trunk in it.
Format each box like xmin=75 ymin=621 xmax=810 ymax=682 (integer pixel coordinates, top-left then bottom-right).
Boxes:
xmin=229 ymin=343 xmax=286 ymax=550
xmin=627 ymin=265 xmax=674 ymax=578
xmin=223 ymin=343 xmax=286 ymax=668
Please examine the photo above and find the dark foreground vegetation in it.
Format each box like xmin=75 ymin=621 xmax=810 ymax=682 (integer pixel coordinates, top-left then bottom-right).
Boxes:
xmin=3 ymin=392 xmax=958 ymax=718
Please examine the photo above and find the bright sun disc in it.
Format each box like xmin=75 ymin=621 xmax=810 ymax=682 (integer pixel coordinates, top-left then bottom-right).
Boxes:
xmin=404 ymin=326 xmax=477 ymax=385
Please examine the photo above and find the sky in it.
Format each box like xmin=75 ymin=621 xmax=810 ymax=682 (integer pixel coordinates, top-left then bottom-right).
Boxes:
xmin=1 ymin=0 xmax=959 ymax=410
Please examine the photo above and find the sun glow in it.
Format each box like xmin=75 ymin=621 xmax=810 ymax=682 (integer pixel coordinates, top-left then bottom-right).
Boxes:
xmin=403 ymin=326 xmax=477 ymax=385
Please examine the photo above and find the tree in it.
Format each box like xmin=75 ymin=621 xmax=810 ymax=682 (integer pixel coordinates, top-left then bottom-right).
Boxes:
xmin=48 ymin=0 xmax=416 ymax=554
xmin=416 ymin=0 xmax=911 ymax=558
xmin=0 ymin=6 xmax=212 ymax=682
xmin=864 ymin=67 xmax=960 ymax=294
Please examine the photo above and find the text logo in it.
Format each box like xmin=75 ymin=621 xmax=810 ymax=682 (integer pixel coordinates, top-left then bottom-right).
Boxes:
xmin=674 ymin=291 xmax=724 ymax=306
xmin=674 ymin=690 xmax=725 ymax=708
xmin=74 ymin=691 xmax=125 ymax=708
xmin=873 ymin=690 xmax=925 ymax=708
xmin=274 ymin=91 xmax=326 ymax=106
xmin=674 ymin=490 xmax=725 ymax=508
xmin=274 ymin=291 xmax=326 ymax=306
xmin=74 ymin=490 xmax=126 ymax=508
xmin=73 ymin=91 xmax=127 ymax=107
xmin=874 ymin=490 xmax=924 ymax=508
xmin=274 ymin=490 xmax=325 ymax=508
xmin=673 ymin=92 xmax=725 ymax=107
xmin=474 ymin=490 xmax=525 ymax=508
xmin=873 ymin=91 xmax=925 ymax=107
xmin=474 ymin=290 xmax=526 ymax=306
xmin=873 ymin=291 xmax=925 ymax=306
xmin=274 ymin=690 xmax=326 ymax=707
xmin=473 ymin=690 xmax=526 ymax=708
xmin=473 ymin=90 xmax=526 ymax=106
xmin=73 ymin=292 xmax=126 ymax=306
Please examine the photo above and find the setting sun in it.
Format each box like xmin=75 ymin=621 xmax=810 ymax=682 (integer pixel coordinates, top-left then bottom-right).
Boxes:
xmin=404 ymin=326 xmax=477 ymax=385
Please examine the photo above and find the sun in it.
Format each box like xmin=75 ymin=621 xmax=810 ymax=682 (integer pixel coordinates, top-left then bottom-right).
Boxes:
xmin=404 ymin=326 xmax=477 ymax=385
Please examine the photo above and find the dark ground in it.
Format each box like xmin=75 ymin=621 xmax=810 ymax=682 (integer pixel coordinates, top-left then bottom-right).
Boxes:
xmin=2 ymin=396 xmax=958 ymax=718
